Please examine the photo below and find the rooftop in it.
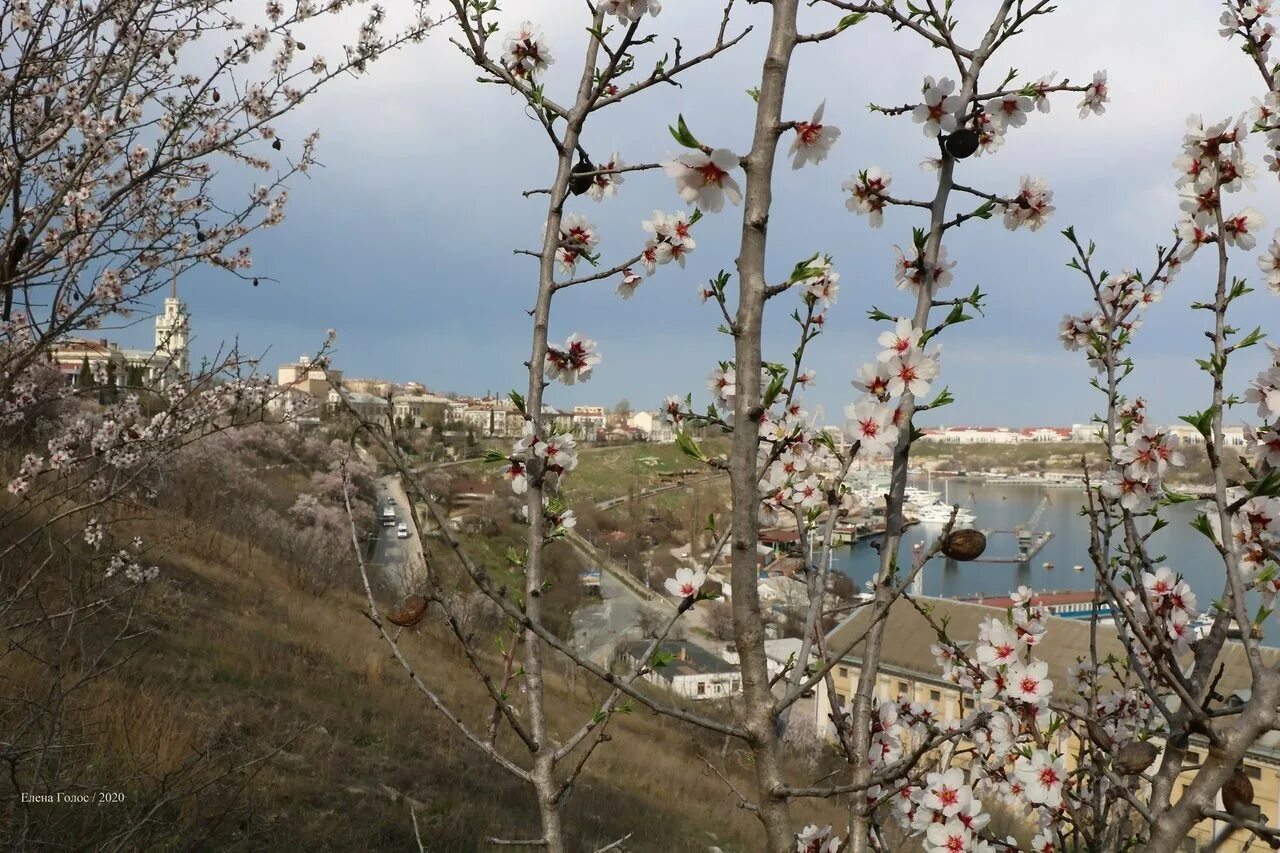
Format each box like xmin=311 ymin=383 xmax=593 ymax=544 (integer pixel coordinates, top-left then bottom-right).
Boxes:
xmin=960 ymin=590 xmax=1099 ymax=609
xmin=625 ymin=640 xmax=737 ymax=678
xmin=825 ymin=595 xmax=1276 ymax=703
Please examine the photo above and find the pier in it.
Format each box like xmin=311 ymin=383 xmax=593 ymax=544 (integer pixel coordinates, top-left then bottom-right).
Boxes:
xmin=968 ymin=529 xmax=1054 ymax=563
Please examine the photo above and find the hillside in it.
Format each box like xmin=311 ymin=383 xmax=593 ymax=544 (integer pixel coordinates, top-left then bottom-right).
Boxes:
xmin=2 ymin=425 xmax=845 ymax=851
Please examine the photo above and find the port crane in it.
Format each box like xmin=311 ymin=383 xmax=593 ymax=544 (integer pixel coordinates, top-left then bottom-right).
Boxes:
xmin=1019 ymin=492 xmax=1051 ymax=535
xmin=973 ymin=490 xmax=1055 ymax=564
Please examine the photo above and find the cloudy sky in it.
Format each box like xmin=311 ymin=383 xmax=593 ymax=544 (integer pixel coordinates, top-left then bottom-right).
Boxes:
xmin=142 ymin=0 xmax=1279 ymax=428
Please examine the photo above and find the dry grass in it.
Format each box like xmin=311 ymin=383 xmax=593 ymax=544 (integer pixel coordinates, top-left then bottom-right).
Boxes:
xmin=42 ymin=519 xmax=851 ymax=850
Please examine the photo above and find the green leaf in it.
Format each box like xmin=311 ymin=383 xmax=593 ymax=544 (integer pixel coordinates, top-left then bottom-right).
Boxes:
xmin=668 ymin=113 xmax=701 ymax=149
xmin=1160 ymin=486 xmax=1196 ymax=505
xmin=837 ymin=12 xmax=868 ymax=30
xmin=675 ymin=429 xmax=708 ymax=463
xmin=650 ymin=650 xmax=675 ymax=669
xmin=970 ymin=200 xmax=996 ymax=220
xmin=508 ymin=390 xmax=527 ymax=416
xmin=761 ymin=372 xmax=787 ymax=410
xmin=484 ymin=449 xmax=510 ymax=463
xmin=1178 ymin=408 xmax=1215 ymax=439
xmin=1189 ymin=513 xmax=1216 ymax=543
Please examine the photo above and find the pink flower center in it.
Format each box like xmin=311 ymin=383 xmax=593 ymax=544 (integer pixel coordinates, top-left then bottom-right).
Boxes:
xmin=697 ymin=161 xmax=728 ymax=187
xmin=1038 ymin=767 xmax=1060 ymax=787
xmin=798 ymin=123 xmax=823 ymax=144
xmin=1020 ymin=677 xmax=1039 ymax=695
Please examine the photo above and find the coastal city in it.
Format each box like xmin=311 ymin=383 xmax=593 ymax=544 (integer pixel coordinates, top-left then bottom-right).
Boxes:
xmin=9 ymin=0 xmax=1280 ymax=851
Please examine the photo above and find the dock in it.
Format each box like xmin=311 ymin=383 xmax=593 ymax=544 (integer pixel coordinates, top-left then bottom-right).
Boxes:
xmin=967 ymin=529 xmax=1054 ymax=564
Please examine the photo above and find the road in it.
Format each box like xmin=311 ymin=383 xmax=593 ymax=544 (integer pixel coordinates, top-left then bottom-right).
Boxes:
xmin=370 ymin=474 xmax=425 ymax=596
xmin=570 ymin=572 xmax=654 ymax=666
xmin=567 ymin=529 xmax=720 ymax=663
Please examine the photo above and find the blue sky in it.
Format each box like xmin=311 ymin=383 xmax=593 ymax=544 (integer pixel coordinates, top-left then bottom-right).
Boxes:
xmin=127 ymin=1 xmax=1280 ymax=428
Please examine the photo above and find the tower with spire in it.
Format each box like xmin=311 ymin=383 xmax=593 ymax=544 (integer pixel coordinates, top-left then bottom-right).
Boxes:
xmin=154 ymin=270 xmax=190 ymax=388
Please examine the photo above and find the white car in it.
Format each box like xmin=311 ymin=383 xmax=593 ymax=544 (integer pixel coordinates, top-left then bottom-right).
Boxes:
xmin=396 ymin=522 xmax=409 ymax=539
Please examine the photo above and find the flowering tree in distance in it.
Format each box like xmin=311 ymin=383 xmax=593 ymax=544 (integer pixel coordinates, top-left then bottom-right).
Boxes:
xmin=334 ymin=2 xmax=1280 ymax=852
xmin=0 ymin=0 xmax=438 ymax=844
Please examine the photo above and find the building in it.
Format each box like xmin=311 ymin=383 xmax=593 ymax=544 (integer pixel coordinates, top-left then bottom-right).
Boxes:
xmin=459 ymin=397 xmax=514 ymax=437
xmin=277 ymin=354 xmax=342 ymax=398
xmin=1169 ymin=424 xmax=1246 ymax=447
xmin=392 ymin=393 xmax=451 ymax=428
xmin=152 ymin=278 xmax=190 ymax=388
xmin=722 ymin=638 xmax=815 ymax=683
xmin=1020 ymin=426 xmax=1072 ymax=442
xmin=628 ymin=410 xmax=676 ymax=443
xmin=326 ymin=389 xmax=390 ymax=423
xmin=1071 ymin=423 xmax=1102 ymax=442
xmin=819 ymin=596 xmax=1280 ymax=852
xmin=918 ymin=427 xmax=1027 ymax=444
xmin=342 ymin=378 xmax=396 ymax=395
xmin=622 ymin=640 xmax=742 ymax=700
xmin=572 ymin=405 xmax=607 ymax=438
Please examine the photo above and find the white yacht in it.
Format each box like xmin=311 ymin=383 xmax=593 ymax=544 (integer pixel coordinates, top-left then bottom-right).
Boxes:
xmin=914 ymin=503 xmax=976 ymax=527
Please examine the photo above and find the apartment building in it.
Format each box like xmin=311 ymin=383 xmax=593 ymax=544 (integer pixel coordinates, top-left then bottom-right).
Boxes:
xmin=819 ymin=596 xmax=1280 ymax=852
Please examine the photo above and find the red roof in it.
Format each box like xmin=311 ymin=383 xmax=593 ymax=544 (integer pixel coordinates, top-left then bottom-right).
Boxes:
xmin=961 ymin=589 xmax=1096 ymax=609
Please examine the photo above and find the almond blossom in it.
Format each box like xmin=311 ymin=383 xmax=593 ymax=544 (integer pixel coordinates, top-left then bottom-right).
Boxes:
xmin=1245 ymin=423 xmax=1280 ymax=468
xmin=1258 ymin=228 xmax=1280 ymax=291
xmin=925 ymin=819 xmax=972 ymax=853
xmin=601 ymin=0 xmax=661 ymax=24
xmin=975 ymin=618 xmax=1021 ymax=667
xmin=662 ymin=148 xmax=742 ymax=212
xmin=894 ymin=244 xmax=956 ymax=294
xmin=1001 ymin=176 xmax=1055 ymax=231
xmin=664 ymin=566 xmax=706 ymax=599
xmin=1014 ymin=750 xmax=1066 ymax=808
xmin=877 ymin=318 xmax=922 ymax=362
xmin=1246 ymin=355 xmax=1280 ymax=418
xmin=1077 ymin=70 xmax=1110 ymax=118
xmin=545 ymin=333 xmax=601 ymax=385
xmin=708 ymin=366 xmax=736 ymax=409
xmin=789 ymin=102 xmax=841 ymax=169
xmin=842 ymin=167 xmax=892 ymax=227
xmin=922 ymin=767 xmax=972 ymax=818
xmin=642 ymin=210 xmax=696 ymax=269
xmin=1221 ymin=206 xmax=1267 ymax=248
xmin=502 ymin=22 xmax=554 ymax=79
xmin=913 ymin=76 xmax=964 ymax=138
xmin=617 ymin=268 xmax=642 ymax=299
xmin=587 ymin=152 xmax=626 ymax=201
xmin=796 ymin=256 xmax=840 ymax=308
xmin=885 ymin=348 xmax=940 ymax=398
xmin=555 ymin=213 xmax=599 ymax=273
xmin=795 ymin=824 xmax=840 ymax=853
xmin=986 ymin=92 xmax=1033 ymax=130
xmin=1005 ymin=659 xmax=1053 ymax=704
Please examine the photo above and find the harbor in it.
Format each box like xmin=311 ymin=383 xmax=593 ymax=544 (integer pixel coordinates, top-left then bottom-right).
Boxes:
xmin=827 ymin=473 xmax=1249 ymax=632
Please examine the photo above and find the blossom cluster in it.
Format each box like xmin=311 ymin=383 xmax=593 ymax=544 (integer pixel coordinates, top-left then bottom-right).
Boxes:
xmin=545 ymin=333 xmax=601 ymax=385
xmin=1100 ymin=417 xmax=1186 ymax=513
xmin=555 ymin=214 xmax=600 ymax=274
xmin=1059 ymin=266 xmax=1173 ymax=373
xmin=1175 ymin=115 xmax=1266 ymax=261
xmin=846 ymin=317 xmax=939 ymax=451
xmin=638 ymin=210 xmax=696 ymax=277
xmin=500 ymin=420 xmax=580 ymax=507
xmin=502 ymin=21 xmax=554 ymax=79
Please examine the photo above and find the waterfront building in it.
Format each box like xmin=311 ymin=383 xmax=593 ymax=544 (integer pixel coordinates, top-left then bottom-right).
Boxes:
xmin=819 ymin=596 xmax=1280 ymax=852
